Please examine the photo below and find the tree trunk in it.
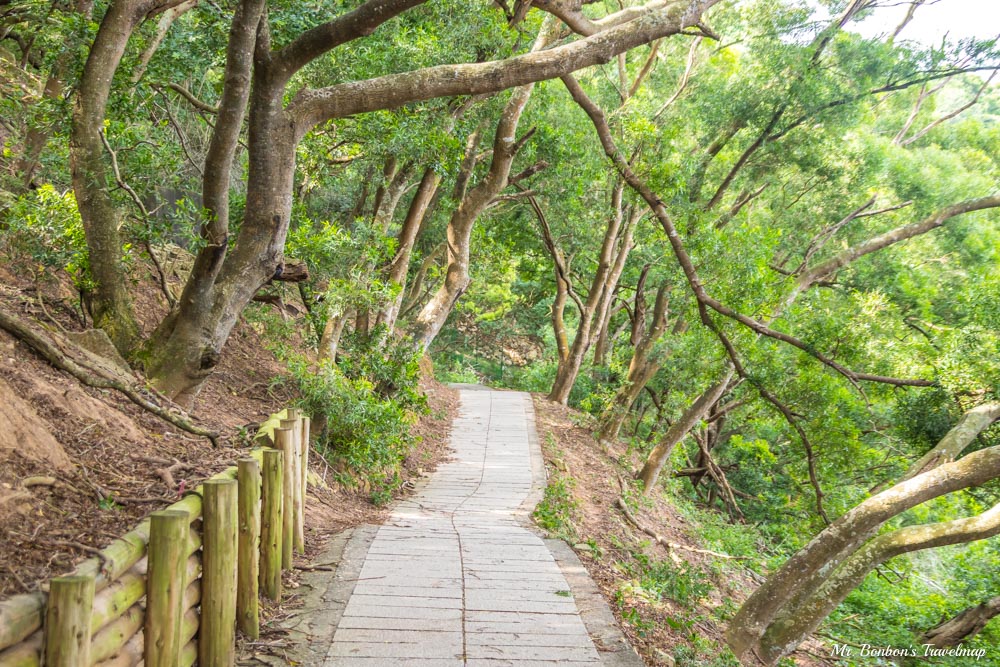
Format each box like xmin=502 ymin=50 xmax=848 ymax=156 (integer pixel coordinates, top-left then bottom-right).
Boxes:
xmin=373 ymin=159 xmax=413 ymax=232
xmin=15 ymin=0 xmax=93 ymax=190
xmin=135 ymin=0 xmax=717 ymax=400
xmin=635 ymin=375 xmax=731 ymax=492
xmin=376 ymin=167 xmax=442 ymax=334
xmin=548 ymin=329 xmax=592 ymax=404
xmin=318 ymin=308 xmax=350 ymax=362
xmin=409 ymin=22 xmax=555 ymax=351
xmin=920 ymin=596 xmax=1000 ymax=648
xmin=552 ymin=268 xmax=571 ymax=364
xmin=757 ymin=501 xmax=1000 ymax=664
xmin=547 ymin=182 xmax=637 ymax=405
xmin=591 ymin=301 xmax=625 ymax=367
xmin=70 ymin=0 xmax=161 ymax=353
xmin=143 ymin=72 xmax=294 ymax=404
xmin=597 ymin=283 xmax=670 ymax=444
xmin=726 ymin=403 xmax=1000 ymax=664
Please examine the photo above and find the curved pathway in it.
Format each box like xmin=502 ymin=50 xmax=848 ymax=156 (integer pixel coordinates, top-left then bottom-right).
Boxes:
xmin=323 ymin=388 xmax=611 ymax=666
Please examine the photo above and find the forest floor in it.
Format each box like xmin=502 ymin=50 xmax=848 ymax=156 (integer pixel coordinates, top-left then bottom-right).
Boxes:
xmin=530 ymin=396 xmax=833 ymax=667
xmin=0 ymin=266 xmax=459 ymax=610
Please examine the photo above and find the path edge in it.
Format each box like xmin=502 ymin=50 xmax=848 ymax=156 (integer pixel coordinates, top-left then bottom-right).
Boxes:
xmin=524 ymin=392 xmax=644 ymax=667
xmin=547 ymin=538 xmax=646 ymax=667
xmin=258 ymin=524 xmax=379 ymax=666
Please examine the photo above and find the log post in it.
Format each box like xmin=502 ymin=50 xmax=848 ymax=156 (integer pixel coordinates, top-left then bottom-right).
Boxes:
xmin=280 ymin=416 xmax=304 ymax=554
xmin=44 ymin=574 xmax=95 ymax=666
xmin=200 ymin=479 xmax=238 ymax=667
xmin=287 ymin=413 xmax=304 ymax=554
xmin=300 ymin=415 xmax=310 ymax=536
xmin=145 ymin=509 xmax=189 ymax=667
xmin=236 ymin=458 xmax=261 ymax=639
xmin=275 ymin=426 xmax=296 ymax=569
xmin=260 ymin=448 xmax=283 ymax=601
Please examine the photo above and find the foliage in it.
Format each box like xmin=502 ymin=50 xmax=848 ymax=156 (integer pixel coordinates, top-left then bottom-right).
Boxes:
xmin=285 ymin=349 xmax=421 ymax=495
xmin=1 ymin=185 xmax=95 ymax=289
xmin=2 ymin=0 xmax=1000 ymax=658
xmin=533 ymin=440 xmax=579 ymax=541
xmin=247 ymin=304 xmax=426 ymax=497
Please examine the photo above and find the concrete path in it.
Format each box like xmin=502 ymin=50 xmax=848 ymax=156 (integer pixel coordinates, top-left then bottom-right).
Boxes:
xmin=323 ymin=388 xmax=614 ymax=666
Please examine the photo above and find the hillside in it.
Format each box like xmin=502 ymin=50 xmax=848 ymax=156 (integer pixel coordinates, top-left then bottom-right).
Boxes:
xmin=531 ymin=396 xmax=836 ymax=667
xmin=0 ymin=268 xmax=457 ymax=602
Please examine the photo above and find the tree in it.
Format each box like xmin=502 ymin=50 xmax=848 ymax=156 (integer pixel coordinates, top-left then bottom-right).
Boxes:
xmin=67 ymin=0 xmax=720 ymax=403
xmin=542 ymin=178 xmax=640 ymax=404
xmin=726 ymin=403 xmax=1000 ymax=664
xmin=920 ymin=595 xmax=1000 ymax=649
xmin=549 ymin=0 xmax=1000 ymax=493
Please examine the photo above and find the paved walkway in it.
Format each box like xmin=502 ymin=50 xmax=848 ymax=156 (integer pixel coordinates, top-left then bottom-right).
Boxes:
xmin=323 ymin=388 xmax=607 ymax=666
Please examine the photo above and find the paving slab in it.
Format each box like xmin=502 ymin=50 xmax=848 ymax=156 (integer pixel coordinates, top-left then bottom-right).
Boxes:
xmin=322 ymin=387 xmax=641 ymax=666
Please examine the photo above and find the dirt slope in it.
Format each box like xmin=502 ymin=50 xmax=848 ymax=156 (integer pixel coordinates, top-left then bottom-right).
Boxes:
xmin=0 ymin=268 xmax=458 ymax=601
xmin=530 ymin=395 xmax=832 ymax=667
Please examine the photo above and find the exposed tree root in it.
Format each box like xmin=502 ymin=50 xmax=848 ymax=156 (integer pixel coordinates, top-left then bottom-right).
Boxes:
xmin=0 ymin=306 xmax=219 ymax=446
xmin=131 ymin=455 xmax=192 ymax=489
xmin=614 ymin=496 xmax=747 ymax=561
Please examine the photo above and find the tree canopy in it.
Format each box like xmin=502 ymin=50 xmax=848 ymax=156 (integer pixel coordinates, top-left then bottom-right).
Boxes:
xmin=1 ymin=0 xmax=999 ymax=662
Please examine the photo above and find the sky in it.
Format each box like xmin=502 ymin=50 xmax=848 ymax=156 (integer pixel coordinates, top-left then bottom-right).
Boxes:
xmin=849 ymin=0 xmax=1000 ymax=46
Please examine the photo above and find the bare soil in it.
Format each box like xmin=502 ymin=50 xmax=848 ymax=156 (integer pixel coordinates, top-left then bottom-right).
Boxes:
xmin=530 ymin=395 xmax=833 ymax=667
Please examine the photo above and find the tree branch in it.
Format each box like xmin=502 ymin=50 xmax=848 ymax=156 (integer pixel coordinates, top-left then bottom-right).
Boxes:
xmin=288 ymin=0 xmax=720 ymax=132
xmin=163 ymin=81 xmax=219 ymax=113
xmin=898 ymin=70 xmax=997 ymax=146
xmin=273 ymin=0 xmax=429 ymax=79
xmin=798 ymin=195 xmax=1000 ymax=288
xmin=755 ymin=384 xmax=831 ymax=524
xmin=562 ymin=73 xmax=937 ymax=391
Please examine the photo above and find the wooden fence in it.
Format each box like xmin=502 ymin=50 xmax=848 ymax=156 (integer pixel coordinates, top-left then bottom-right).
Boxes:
xmin=0 ymin=408 xmax=311 ymax=667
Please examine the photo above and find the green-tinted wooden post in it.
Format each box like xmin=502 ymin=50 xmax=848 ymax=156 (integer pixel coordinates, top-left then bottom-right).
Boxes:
xmin=236 ymin=458 xmax=261 ymax=639
xmin=200 ymin=479 xmax=238 ymax=667
xmin=275 ymin=426 xmax=296 ymax=569
xmin=260 ymin=448 xmax=283 ymax=601
xmin=145 ymin=510 xmax=189 ymax=667
xmin=44 ymin=574 xmax=94 ymax=666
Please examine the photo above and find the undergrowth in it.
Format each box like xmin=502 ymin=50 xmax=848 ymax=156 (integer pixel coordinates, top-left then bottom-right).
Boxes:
xmin=533 ymin=434 xmax=579 ymax=541
xmin=248 ymin=305 xmax=427 ymax=501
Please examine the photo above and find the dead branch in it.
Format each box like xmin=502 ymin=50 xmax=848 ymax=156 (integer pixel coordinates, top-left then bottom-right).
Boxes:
xmin=696 ymin=436 xmax=745 ymax=521
xmin=40 ymin=539 xmax=109 ymax=563
xmin=20 ymin=476 xmax=57 ymax=488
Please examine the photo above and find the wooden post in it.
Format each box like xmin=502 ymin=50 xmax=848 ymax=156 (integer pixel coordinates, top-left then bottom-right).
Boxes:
xmin=280 ymin=417 xmax=304 ymax=555
xmin=275 ymin=426 xmax=296 ymax=569
xmin=236 ymin=458 xmax=261 ymax=639
xmin=200 ymin=479 xmax=237 ymax=667
xmin=145 ymin=510 xmax=189 ymax=667
xmin=301 ymin=415 xmax=310 ymax=492
xmin=285 ymin=415 xmax=307 ymax=555
xmin=260 ymin=448 xmax=283 ymax=601
xmin=44 ymin=574 xmax=94 ymax=666
xmin=299 ymin=416 xmax=310 ymax=549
